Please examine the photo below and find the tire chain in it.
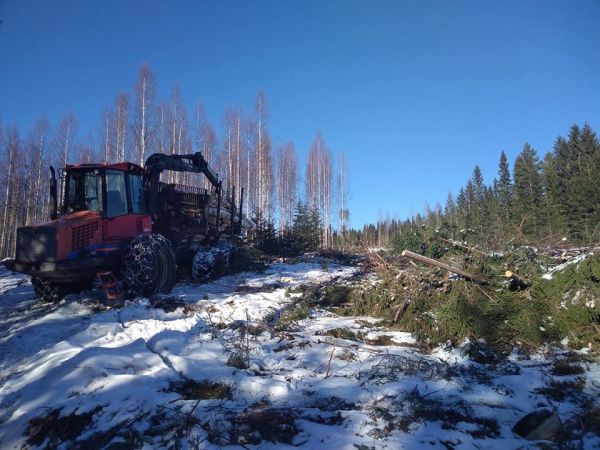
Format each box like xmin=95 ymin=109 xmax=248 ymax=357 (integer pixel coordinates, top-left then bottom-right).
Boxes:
xmin=192 ymin=241 xmax=236 ymax=281
xmin=123 ymin=233 xmax=176 ymax=297
xmin=32 ymin=277 xmax=69 ymax=303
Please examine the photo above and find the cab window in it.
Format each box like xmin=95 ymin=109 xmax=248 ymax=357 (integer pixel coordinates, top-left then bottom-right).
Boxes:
xmin=105 ymin=170 xmax=128 ymax=218
xmin=128 ymin=174 xmax=147 ymax=214
xmin=65 ymin=170 xmax=102 ymax=213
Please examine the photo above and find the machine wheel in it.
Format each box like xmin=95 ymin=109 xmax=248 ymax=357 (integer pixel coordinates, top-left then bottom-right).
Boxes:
xmin=31 ymin=277 xmax=81 ymax=303
xmin=123 ymin=233 xmax=177 ymax=297
xmin=192 ymin=241 xmax=236 ymax=281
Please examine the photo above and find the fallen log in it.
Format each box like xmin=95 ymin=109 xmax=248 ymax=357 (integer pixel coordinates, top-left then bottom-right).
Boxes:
xmin=401 ymin=249 xmax=488 ymax=285
xmin=436 ymin=237 xmax=488 ymax=257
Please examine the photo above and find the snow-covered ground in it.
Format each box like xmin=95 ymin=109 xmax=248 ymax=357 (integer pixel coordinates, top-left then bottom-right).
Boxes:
xmin=0 ymin=261 xmax=599 ymax=449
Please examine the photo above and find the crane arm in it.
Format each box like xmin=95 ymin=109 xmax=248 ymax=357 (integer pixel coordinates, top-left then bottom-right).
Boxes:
xmin=144 ymin=152 xmax=219 ymax=187
xmin=143 ymin=152 xmax=222 ymax=218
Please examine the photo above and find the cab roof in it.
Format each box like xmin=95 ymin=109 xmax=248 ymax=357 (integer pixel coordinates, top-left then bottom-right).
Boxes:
xmin=65 ymin=162 xmax=144 ymax=173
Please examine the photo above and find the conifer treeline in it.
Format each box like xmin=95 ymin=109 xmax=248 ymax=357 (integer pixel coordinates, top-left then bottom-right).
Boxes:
xmin=345 ymin=123 xmax=600 ymax=250
xmin=0 ymin=65 xmax=350 ymax=258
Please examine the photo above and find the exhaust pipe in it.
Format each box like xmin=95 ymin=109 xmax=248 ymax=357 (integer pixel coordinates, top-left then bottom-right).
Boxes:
xmin=49 ymin=166 xmax=58 ymax=220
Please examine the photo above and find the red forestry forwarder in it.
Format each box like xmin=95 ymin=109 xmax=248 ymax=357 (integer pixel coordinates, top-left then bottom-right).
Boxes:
xmin=6 ymin=152 xmax=248 ymax=302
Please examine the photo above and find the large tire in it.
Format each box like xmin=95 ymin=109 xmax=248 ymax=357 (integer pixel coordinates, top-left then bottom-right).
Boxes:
xmin=123 ymin=234 xmax=177 ymax=297
xmin=192 ymin=241 xmax=236 ymax=281
xmin=31 ymin=277 xmax=82 ymax=303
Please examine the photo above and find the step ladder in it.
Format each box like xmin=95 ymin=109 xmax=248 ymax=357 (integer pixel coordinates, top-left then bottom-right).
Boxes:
xmin=96 ymin=271 xmax=124 ymax=302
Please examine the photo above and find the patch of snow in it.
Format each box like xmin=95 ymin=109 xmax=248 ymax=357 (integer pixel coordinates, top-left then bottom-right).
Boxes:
xmin=542 ymin=251 xmax=594 ymax=280
xmin=0 ymin=260 xmax=598 ymax=449
xmin=585 ymin=298 xmax=596 ymax=308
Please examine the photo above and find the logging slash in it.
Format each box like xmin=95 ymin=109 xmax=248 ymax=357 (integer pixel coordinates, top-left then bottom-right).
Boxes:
xmin=400 ymin=249 xmax=488 ymax=285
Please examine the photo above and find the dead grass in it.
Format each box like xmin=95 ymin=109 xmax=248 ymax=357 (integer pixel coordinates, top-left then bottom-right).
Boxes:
xmin=169 ymin=379 xmax=232 ymax=400
xmin=318 ymin=327 xmax=361 ymax=341
xmin=149 ymin=294 xmax=187 ymax=313
xmin=535 ymin=378 xmax=585 ymax=402
xmin=202 ymin=404 xmax=301 ymax=446
xmin=233 ymin=406 xmax=299 ymax=445
xmin=226 ymin=351 xmax=249 ymax=369
xmin=578 ymin=406 xmax=600 ymax=436
xmin=552 ymin=359 xmax=585 ymax=376
xmin=27 ymin=406 xmax=102 ymax=447
xmin=360 ymin=353 xmax=453 ymax=382
xmin=368 ymin=390 xmax=499 ymax=439
xmin=363 ymin=334 xmax=396 ymax=346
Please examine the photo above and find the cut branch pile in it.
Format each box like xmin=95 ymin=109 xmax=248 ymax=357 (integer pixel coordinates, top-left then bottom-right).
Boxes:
xmin=401 ymin=250 xmax=488 ymax=285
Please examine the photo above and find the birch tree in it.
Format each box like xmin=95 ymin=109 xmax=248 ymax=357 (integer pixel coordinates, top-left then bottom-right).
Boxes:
xmin=223 ymin=106 xmax=235 ymax=191
xmin=25 ymin=118 xmax=50 ymax=224
xmin=221 ymin=106 xmax=246 ymax=196
xmin=168 ymin=86 xmax=191 ymax=183
xmin=100 ymin=95 xmax=126 ymax=164
xmin=155 ymin=102 xmax=169 ymax=155
xmin=306 ymin=131 xmax=333 ymax=247
xmin=251 ymin=92 xmax=273 ymax=220
xmin=194 ymin=101 xmax=218 ymax=190
xmin=54 ymin=113 xmax=78 ymax=167
xmin=306 ymin=131 xmax=323 ymax=210
xmin=132 ymin=64 xmax=156 ymax=166
xmin=337 ymin=150 xmax=349 ymax=235
xmin=115 ymin=93 xmax=128 ymax=162
xmin=101 ymin=107 xmax=114 ymax=163
xmin=79 ymin=132 xmax=96 ymax=163
xmin=276 ymin=141 xmax=298 ymax=233
xmin=321 ymin=148 xmax=332 ymax=247
xmin=233 ymin=107 xmax=244 ymax=196
xmin=1 ymin=128 xmax=20 ymax=257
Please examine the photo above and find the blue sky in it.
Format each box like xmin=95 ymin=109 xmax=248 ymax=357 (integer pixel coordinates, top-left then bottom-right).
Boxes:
xmin=1 ymin=0 xmax=599 ymax=227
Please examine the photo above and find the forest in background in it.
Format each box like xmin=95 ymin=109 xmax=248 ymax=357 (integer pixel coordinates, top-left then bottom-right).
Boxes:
xmin=0 ymin=65 xmax=350 ymax=258
xmin=2 ymin=65 xmax=599 ymax=259
xmin=346 ymin=123 xmax=600 ymax=252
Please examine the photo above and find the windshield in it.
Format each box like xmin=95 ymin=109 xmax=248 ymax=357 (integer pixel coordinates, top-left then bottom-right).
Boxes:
xmin=65 ymin=169 xmax=103 ymax=213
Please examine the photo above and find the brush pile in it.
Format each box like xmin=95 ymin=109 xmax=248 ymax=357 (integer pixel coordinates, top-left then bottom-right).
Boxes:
xmin=346 ymin=241 xmax=600 ymax=354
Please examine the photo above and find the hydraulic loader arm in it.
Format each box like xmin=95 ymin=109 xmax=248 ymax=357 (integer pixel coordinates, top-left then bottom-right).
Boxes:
xmin=144 ymin=152 xmax=219 ymax=187
xmin=143 ymin=152 xmax=222 ymax=217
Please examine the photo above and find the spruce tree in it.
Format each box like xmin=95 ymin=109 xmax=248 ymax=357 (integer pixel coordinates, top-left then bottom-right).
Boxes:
xmin=289 ymin=201 xmax=321 ymax=255
xmin=541 ymin=152 xmax=564 ymax=239
xmin=575 ymin=124 xmax=600 ymax=241
xmin=444 ymin=191 xmax=457 ymax=232
xmin=456 ymin=187 xmax=468 ymax=230
xmin=472 ymin=165 xmax=485 ymax=203
xmin=513 ymin=143 xmax=542 ymax=238
xmin=470 ymin=165 xmax=485 ymax=231
xmin=552 ymin=136 xmax=572 ymax=229
xmin=483 ymin=183 xmax=501 ymax=246
xmin=497 ymin=150 xmax=512 ymax=231
xmin=464 ymin=179 xmax=476 ymax=230
xmin=251 ymin=208 xmax=279 ymax=255
xmin=553 ymin=124 xmax=598 ymax=241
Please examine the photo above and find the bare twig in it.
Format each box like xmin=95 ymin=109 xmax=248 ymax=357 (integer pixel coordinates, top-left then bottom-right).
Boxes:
xmin=474 ymin=283 xmax=498 ymax=304
xmin=325 ymin=344 xmax=337 ymax=378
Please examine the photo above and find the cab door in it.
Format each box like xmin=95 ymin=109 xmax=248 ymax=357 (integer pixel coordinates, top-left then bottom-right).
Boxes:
xmin=104 ymin=169 xmax=137 ymax=240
